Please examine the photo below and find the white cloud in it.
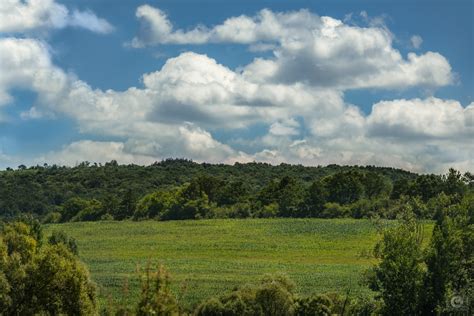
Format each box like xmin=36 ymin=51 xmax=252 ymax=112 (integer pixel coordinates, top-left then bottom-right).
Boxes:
xmin=130 ymin=5 xmax=209 ymax=47
xmin=269 ymin=118 xmax=300 ymax=136
xmin=132 ymin=6 xmax=453 ymax=90
xmin=131 ymin=6 xmax=315 ymax=46
xmin=37 ymin=140 xmax=156 ymax=166
xmin=411 ymin=35 xmax=423 ymax=49
xmin=0 ymin=0 xmax=113 ymax=34
xmin=0 ymin=37 xmax=69 ymax=107
xmin=69 ymin=10 xmax=114 ymax=34
xmin=367 ymin=97 xmax=474 ymax=139
xmin=0 ymin=10 xmax=471 ymax=173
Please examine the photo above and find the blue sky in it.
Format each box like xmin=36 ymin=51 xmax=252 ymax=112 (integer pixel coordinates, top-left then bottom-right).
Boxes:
xmin=0 ymin=0 xmax=473 ymax=172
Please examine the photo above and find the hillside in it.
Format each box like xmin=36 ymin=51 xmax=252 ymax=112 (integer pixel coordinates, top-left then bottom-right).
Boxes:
xmin=2 ymin=160 xmax=471 ymax=223
xmin=44 ymin=218 xmax=434 ymax=309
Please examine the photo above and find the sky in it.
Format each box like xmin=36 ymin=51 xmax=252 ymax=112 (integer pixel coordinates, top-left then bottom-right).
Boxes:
xmin=0 ymin=0 xmax=473 ymax=173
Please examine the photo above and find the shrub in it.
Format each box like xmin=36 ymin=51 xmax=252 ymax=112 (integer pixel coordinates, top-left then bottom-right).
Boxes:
xmin=294 ymin=294 xmax=332 ymax=316
xmin=0 ymin=221 xmax=96 ymax=315
xmin=48 ymin=230 xmax=79 ymax=255
xmin=136 ymin=264 xmax=179 ymax=316
xmin=320 ymin=202 xmax=350 ymax=218
xmin=42 ymin=211 xmax=62 ymax=224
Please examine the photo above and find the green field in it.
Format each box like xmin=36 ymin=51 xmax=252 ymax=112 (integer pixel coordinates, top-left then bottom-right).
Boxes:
xmin=45 ymin=219 xmax=433 ymax=309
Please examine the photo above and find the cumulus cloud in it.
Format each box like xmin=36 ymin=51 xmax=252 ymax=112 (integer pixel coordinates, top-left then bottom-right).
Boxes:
xmin=0 ymin=8 xmax=472 ymax=173
xmin=0 ymin=0 xmax=113 ymax=34
xmin=131 ymin=6 xmax=452 ymax=90
xmin=37 ymin=140 xmax=156 ymax=166
xmin=130 ymin=6 xmax=306 ymax=46
xmin=269 ymin=119 xmax=300 ymax=136
xmin=36 ymin=126 xmax=251 ymax=167
xmin=0 ymin=39 xmax=255 ymax=163
xmin=0 ymin=37 xmax=69 ymax=107
xmin=367 ymin=97 xmax=474 ymax=140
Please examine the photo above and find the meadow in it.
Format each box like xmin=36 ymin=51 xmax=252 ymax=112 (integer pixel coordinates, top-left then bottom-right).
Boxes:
xmin=45 ymin=218 xmax=433 ymax=309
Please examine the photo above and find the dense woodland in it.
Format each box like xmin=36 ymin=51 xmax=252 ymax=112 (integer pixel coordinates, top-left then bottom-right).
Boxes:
xmin=0 ymin=159 xmax=473 ymax=223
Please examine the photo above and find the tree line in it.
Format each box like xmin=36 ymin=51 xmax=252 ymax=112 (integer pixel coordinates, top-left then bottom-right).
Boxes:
xmin=0 ymin=160 xmax=472 ymax=222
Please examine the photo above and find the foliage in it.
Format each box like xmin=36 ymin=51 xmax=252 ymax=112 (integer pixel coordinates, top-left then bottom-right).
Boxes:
xmin=0 ymin=220 xmax=96 ymax=315
xmin=48 ymin=229 xmax=79 ymax=255
xmin=1 ymin=160 xmax=439 ymax=222
xmin=195 ymin=273 xmax=380 ymax=316
xmin=421 ymin=193 xmax=474 ymax=314
xmin=366 ymin=212 xmax=425 ymax=315
xmin=196 ymin=274 xmax=295 ymax=316
xmin=294 ymin=294 xmax=332 ymax=315
xmin=136 ymin=264 xmax=179 ymax=316
xmin=1 ymin=160 xmax=471 ymax=222
xmin=367 ymin=193 xmax=474 ymax=314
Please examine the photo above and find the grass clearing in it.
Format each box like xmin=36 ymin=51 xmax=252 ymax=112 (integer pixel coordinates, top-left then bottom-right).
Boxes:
xmin=45 ymin=218 xmax=433 ymax=309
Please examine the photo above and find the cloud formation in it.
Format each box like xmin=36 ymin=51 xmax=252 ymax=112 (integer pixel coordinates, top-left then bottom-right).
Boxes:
xmin=368 ymin=98 xmax=474 ymax=140
xmin=0 ymin=0 xmax=113 ymax=34
xmin=132 ymin=7 xmax=453 ymax=90
xmin=0 ymin=7 xmax=472 ymax=173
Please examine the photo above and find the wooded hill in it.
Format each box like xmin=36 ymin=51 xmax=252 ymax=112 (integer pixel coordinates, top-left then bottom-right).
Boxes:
xmin=0 ymin=159 xmax=472 ymax=222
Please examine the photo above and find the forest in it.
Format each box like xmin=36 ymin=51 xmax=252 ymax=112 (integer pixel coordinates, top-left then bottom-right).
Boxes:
xmin=0 ymin=159 xmax=472 ymax=223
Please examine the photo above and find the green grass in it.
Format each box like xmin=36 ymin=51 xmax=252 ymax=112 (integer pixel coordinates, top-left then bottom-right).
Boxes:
xmin=45 ymin=218 xmax=433 ymax=309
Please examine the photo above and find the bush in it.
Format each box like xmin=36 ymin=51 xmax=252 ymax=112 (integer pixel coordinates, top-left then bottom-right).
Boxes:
xmin=42 ymin=211 xmax=62 ymax=224
xmin=48 ymin=230 xmax=79 ymax=255
xmin=136 ymin=264 xmax=179 ymax=315
xmin=195 ymin=273 xmax=295 ymax=316
xmin=195 ymin=297 xmax=225 ymax=316
xmin=294 ymin=294 xmax=332 ymax=316
xmin=100 ymin=213 xmax=114 ymax=221
xmin=0 ymin=221 xmax=96 ymax=315
xmin=71 ymin=199 xmax=104 ymax=222
xmin=320 ymin=202 xmax=350 ymax=218
xmin=257 ymin=203 xmax=279 ymax=218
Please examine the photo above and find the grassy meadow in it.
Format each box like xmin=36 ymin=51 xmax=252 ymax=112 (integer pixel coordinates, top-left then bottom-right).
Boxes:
xmin=45 ymin=218 xmax=433 ymax=309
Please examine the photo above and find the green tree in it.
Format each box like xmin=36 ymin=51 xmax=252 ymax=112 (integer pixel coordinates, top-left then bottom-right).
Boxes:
xmin=0 ymin=221 xmax=96 ymax=315
xmin=30 ymin=244 xmax=97 ymax=315
xmin=216 ymin=180 xmax=249 ymax=206
xmin=294 ymin=294 xmax=332 ymax=316
xmin=408 ymin=174 xmax=444 ymax=202
xmin=421 ymin=195 xmax=474 ymax=314
xmin=114 ymin=189 xmax=137 ymax=220
xmin=303 ymin=180 xmax=328 ymax=217
xmin=48 ymin=230 xmax=79 ymax=255
xmin=134 ymin=188 xmax=179 ymax=220
xmin=361 ymin=172 xmax=392 ymax=199
xmin=325 ymin=171 xmax=364 ymax=205
xmin=275 ymin=176 xmax=305 ymax=217
xmin=61 ymin=197 xmax=90 ymax=222
xmin=367 ymin=212 xmax=425 ymax=315
xmin=443 ymin=168 xmax=466 ymax=196
xmin=73 ymin=199 xmax=104 ymax=222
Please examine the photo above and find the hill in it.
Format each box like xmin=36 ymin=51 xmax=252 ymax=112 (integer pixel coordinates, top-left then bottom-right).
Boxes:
xmin=0 ymin=160 xmax=418 ymax=219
